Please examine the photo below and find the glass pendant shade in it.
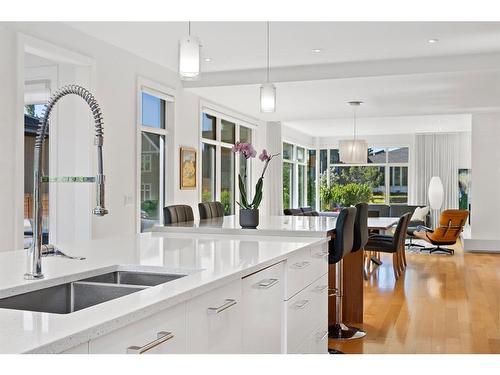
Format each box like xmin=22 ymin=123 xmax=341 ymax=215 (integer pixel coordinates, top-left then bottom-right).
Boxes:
xmin=428 ymin=176 xmax=444 ymax=210
xmin=339 ymin=139 xmax=368 ymax=164
xmin=260 ymin=82 xmax=276 ymax=113
xmin=179 ymin=36 xmax=201 ymax=80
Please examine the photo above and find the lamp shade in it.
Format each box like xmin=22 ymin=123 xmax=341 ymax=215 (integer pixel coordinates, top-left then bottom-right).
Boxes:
xmin=179 ymin=36 xmax=201 ymax=80
xmin=428 ymin=176 xmax=444 ymax=210
xmin=260 ymin=82 xmax=276 ymax=113
xmin=339 ymin=139 xmax=368 ymax=164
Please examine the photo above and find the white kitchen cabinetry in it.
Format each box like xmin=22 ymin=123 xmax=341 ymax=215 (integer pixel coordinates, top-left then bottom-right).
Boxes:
xmin=286 ymin=273 xmax=328 ymax=353
xmin=242 ymin=262 xmax=284 ymax=353
xmin=284 ymin=242 xmax=328 ymax=354
xmin=88 ymin=302 xmax=187 ymax=354
xmin=186 ymin=279 xmax=242 ymax=353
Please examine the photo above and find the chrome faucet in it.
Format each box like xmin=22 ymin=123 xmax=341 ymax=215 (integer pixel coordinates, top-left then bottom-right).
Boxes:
xmin=25 ymin=85 xmax=109 ymax=280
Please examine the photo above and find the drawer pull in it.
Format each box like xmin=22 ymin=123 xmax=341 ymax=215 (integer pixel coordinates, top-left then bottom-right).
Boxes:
xmin=291 ymin=261 xmax=311 ymax=269
xmin=312 ymin=251 xmax=328 ymax=258
xmin=313 ymin=285 xmax=328 ymax=293
xmin=255 ymin=278 xmax=279 ymax=289
xmin=126 ymin=331 xmax=174 ymax=354
xmin=207 ymin=299 xmax=237 ymax=315
xmin=293 ymin=299 xmax=310 ymax=309
xmin=316 ymin=330 xmax=329 ymax=342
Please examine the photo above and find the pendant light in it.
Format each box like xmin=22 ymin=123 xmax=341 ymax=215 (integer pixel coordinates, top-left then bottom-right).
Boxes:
xmin=179 ymin=21 xmax=201 ymax=80
xmin=339 ymin=101 xmax=368 ymax=164
xmin=260 ymin=22 xmax=276 ymax=113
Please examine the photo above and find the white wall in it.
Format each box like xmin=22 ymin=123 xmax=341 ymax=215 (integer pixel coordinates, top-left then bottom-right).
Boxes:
xmin=0 ymin=22 xmax=267 ymax=251
xmin=282 ymin=124 xmax=315 ymax=148
xmin=464 ymin=113 xmax=500 ymax=252
xmin=0 ymin=25 xmax=19 ymax=251
xmin=173 ymin=89 xmax=201 ymax=217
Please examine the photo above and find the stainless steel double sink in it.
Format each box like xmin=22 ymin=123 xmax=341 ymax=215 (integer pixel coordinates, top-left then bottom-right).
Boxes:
xmin=0 ymin=268 xmax=187 ymax=314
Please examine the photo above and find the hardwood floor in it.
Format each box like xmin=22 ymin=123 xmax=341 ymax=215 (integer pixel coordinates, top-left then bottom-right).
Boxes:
xmin=328 ymin=241 xmax=500 ymax=353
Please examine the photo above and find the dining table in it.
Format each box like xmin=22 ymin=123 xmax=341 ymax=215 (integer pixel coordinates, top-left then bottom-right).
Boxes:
xmin=153 ymin=215 xmax=399 ymax=325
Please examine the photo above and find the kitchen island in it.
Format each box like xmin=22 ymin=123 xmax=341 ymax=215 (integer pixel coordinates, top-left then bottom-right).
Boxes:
xmin=154 ymin=215 xmax=397 ymax=324
xmin=0 ymin=232 xmax=327 ymax=354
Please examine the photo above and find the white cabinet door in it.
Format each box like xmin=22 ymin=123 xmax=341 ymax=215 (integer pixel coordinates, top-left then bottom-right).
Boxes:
xmin=286 ymin=273 xmax=329 ymax=353
xmin=286 ymin=242 xmax=328 ymax=299
xmin=187 ymin=279 xmax=242 ymax=353
xmin=89 ymin=302 xmax=187 ymax=354
xmin=242 ymin=262 xmax=284 ymax=354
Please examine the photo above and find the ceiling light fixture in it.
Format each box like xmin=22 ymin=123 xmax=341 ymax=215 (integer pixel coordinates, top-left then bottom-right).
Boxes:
xmin=428 ymin=38 xmax=439 ymax=44
xmin=179 ymin=21 xmax=201 ymax=80
xmin=312 ymin=49 xmax=322 ymax=53
xmin=260 ymin=21 xmax=276 ymax=113
xmin=339 ymin=101 xmax=368 ymax=164
xmin=204 ymin=57 xmax=212 ymax=62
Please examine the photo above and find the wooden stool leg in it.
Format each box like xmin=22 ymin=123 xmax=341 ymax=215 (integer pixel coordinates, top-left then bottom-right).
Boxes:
xmin=392 ymin=253 xmax=400 ymax=279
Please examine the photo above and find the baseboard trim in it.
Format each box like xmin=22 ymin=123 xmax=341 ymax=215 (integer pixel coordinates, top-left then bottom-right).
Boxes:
xmin=463 ymin=238 xmax=500 ymax=253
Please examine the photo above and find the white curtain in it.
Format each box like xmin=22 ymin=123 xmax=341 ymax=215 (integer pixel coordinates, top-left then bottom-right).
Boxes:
xmin=410 ymin=133 xmax=460 ymax=227
xmin=265 ymin=122 xmax=283 ymax=216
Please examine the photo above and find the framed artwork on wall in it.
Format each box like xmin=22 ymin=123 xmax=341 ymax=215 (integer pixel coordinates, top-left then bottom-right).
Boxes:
xmin=180 ymin=147 xmax=197 ymax=189
xmin=458 ymin=169 xmax=471 ymax=224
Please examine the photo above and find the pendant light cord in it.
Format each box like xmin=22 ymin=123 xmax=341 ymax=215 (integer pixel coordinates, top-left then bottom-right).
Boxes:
xmin=188 ymin=21 xmax=191 ymax=36
xmin=353 ymin=104 xmax=357 ymax=142
xmin=267 ymin=21 xmax=270 ymax=83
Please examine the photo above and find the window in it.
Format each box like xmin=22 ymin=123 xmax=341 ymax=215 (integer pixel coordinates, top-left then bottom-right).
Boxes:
xmin=307 ymin=150 xmax=317 ymax=209
xmin=282 ymin=142 xmax=309 ymax=209
xmin=201 ymin=143 xmax=216 ymax=202
xmin=139 ymin=87 xmax=172 ymax=230
xmin=141 ymin=154 xmax=152 ymax=172
xmin=200 ymin=110 xmax=254 ymax=215
xmin=320 ymin=146 xmax=409 ymax=207
xmin=141 ymin=183 xmax=151 ymax=201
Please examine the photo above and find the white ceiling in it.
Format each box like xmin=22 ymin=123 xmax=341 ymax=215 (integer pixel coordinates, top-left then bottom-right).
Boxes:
xmin=285 ymin=114 xmax=472 ymax=138
xmin=188 ymin=69 xmax=500 ymax=120
xmin=67 ymin=22 xmax=500 ymax=72
xmin=65 ymin=21 xmax=500 ymax=136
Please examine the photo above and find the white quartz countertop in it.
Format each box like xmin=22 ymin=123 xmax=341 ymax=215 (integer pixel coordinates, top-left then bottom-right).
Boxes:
xmin=0 ymin=232 xmax=325 ymax=354
xmin=153 ymin=215 xmax=399 ymax=235
xmin=154 ymin=215 xmax=338 ymax=237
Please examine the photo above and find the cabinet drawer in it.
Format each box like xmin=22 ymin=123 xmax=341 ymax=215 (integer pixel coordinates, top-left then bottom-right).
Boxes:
xmin=286 ymin=273 xmax=328 ymax=353
xmin=242 ymin=262 xmax=284 ymax=354
xmin=89 ymin=302 xmax=186 ymax=354
xmin=187 ymin=279 xmax=242 ymax=353
xmin=286 ymin=242 xmax=328 ymax=299
xmin=293 ymin=327 xmax=329 ymax=354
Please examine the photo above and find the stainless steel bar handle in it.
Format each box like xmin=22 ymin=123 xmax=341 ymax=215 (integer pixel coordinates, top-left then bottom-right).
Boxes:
xmin=313 ymin=285 xmax=328 ymax=293
xmin=255 ymin=278 xmax=279 ymax=289
xmin=207 ymin=299 xmax=237 ymax=315
xmin=293 ymin=299 xmax=310 ymax=309
xmin=312 ymin=251 xmax=329 ymax=258
xmin=291 ymin=261 xmax=311 ymax=269
xmin=126 ymin=331 xmax=174 ymax=354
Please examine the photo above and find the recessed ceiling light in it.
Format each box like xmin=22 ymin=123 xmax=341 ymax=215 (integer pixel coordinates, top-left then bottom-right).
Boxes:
xmin=428 ymin=38 xmax=439 ymax=44
xmin=312 ymin=49 xmax=322 ymax=53
xmin=204 ymin=57 xmax=212 ymax=62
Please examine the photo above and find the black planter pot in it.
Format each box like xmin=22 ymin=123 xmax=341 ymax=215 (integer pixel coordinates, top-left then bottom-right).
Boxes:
xmin=239 ymin=209 xmax=259 ymax=229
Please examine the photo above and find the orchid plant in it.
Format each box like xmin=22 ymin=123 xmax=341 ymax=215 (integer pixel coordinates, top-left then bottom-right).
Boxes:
xmin=232 ymin=142 xmax=279 ymax=210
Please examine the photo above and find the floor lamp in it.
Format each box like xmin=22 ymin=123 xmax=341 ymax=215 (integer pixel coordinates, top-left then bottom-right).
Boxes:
xmin=428 ymin=176 xmax=444 ymax=226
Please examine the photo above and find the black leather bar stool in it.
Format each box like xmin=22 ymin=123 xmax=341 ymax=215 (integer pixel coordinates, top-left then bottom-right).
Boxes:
xmin=328 ymin=206 xmax=366 ymax=340
xmin=163 ymin=204 xmax=194 ymax=225
xmin=198 ymin=201 xmax=224 ymax=219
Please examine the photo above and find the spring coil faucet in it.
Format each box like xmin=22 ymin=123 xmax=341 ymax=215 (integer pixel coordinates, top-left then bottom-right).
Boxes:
xmin=26 ymin=85 xmax=109 ymax=280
